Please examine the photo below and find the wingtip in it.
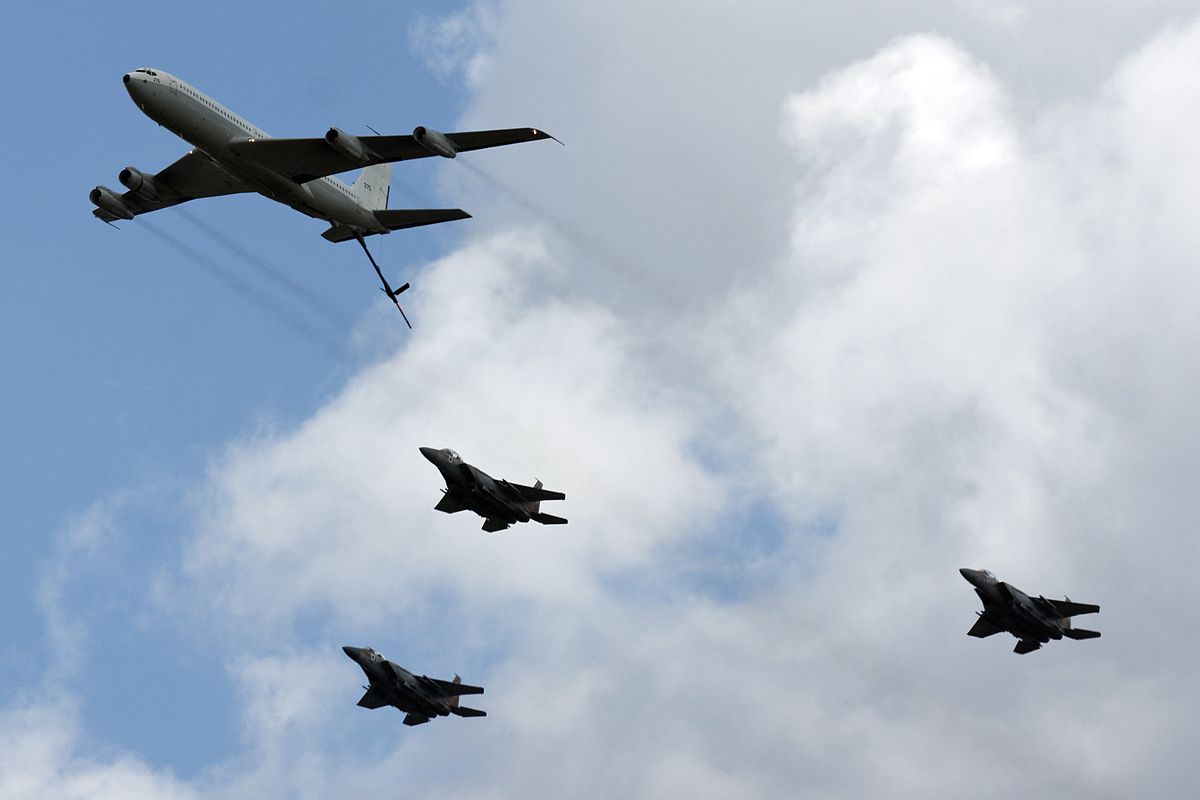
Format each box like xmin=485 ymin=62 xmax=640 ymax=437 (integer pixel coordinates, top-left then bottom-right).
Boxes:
xmin=532 ymin=128 xmax=565 ymax=146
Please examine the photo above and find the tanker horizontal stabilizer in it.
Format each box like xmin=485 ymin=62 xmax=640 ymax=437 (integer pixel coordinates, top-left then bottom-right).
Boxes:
xmin=321 ymin=209 xmax=470 ymax=243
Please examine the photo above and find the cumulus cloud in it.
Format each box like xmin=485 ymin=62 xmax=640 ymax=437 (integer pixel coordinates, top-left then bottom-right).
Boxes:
xmin=179 ymin=228 xmax=723 ymax=638
xmin=408 ymin=5 xmax=498 ymax=88
xmin=37 ymin=503 xmax=120 ymax=673
xmin=160 ymin=23 xmax=1200 ymax=796
xmin=0 ymin=703 xmax=195 ymax=800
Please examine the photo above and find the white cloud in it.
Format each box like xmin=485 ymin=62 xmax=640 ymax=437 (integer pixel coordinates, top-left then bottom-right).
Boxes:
xmin=161 ymin=24 xmax=1200 ymax=794
xmin=409 ymin=4 xmax=498 ymax=88
xmin=178 ymin=228 xmax=723 ymax=637
xmin=17 ymin=5 xmax=1200 ymax=799
xmin=952 ymin=0 xmax=1030 ymax=29
xmin=0 ymin=702 xmax=195 ymax=800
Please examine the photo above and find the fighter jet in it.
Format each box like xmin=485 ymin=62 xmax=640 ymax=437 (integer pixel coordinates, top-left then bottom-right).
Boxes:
xmin=342 ymin=646 xmax=485 ymax=726
xmin=960 ymin=568 xmax=1100 ymax=654
xmin=420 ymin=447 xmax=567 ymax=532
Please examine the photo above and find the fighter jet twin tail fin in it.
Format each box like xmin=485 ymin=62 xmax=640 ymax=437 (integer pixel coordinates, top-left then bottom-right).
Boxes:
xmin=514 ymin=479 xmax=568 ymax=504
xmin=443 ymin=676 xmax=487 ymax=719
xmin=1056 ymin=607 xmax=1101 ymax=641
xmin=523 ymin=480 xmax=567 ymax=525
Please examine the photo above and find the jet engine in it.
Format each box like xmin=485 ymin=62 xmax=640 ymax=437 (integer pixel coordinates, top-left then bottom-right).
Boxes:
xmin=413 ymin=126 xmax=458 ymax=158
xmin=89 ymin=186 xmax=134 ymax=220
xmin=325 ymin=127 xmax=369 ymax=162
xmin=118 ymin=166 xmax=158 ymax=199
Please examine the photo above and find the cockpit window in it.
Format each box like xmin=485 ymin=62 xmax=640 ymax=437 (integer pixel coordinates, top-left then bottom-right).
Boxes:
xmin=364 ymin=648 xmax=383 ymax=662
xmin=445 ymin=449 xmax=462 ymax=464
xmin=981 ymin=570 xmax=997 ymax=584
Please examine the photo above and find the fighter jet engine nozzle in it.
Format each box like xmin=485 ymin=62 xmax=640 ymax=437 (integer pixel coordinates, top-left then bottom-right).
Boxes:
xmin=413 ymin=126 xmax=458 ymax=158
xmin=89 ymin=186 xmax=134 ymax=220
xmin=118 ymin=166 xmax=158 ymax=199
xmin=325 ymin=127 xmax=369 ymax=162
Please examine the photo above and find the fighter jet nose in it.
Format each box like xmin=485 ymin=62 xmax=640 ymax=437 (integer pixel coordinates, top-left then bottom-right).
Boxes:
xmin=419 ymin=447 xmax=438 ymax=462
xmin=342 ymin=646 xmax=360 ymax=658
xmin=960 ymin=568 xmax=996 ymax=587
xmin=959 ymin=568 xmax=983 ymax=586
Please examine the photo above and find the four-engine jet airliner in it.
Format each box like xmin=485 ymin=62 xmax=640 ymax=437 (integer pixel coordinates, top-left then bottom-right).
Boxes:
xmin=90 ymin=68 xmax=557 ymax=325
xmin=343 ymin=646 xmax=485 ymax=727
xmin=420 ymin=447 xmax=567 ymax=532
xmin=960 ymin=568 xmax=1101 ymax=654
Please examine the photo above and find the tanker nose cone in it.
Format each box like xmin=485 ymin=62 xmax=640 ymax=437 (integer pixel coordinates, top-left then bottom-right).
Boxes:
xmin=124 ymin=72 xmax=145 ymax=102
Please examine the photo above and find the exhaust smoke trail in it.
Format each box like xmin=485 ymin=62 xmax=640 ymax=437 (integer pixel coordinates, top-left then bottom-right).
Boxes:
xmin=175 ymin=207 xmax=354 ymax=331
xmin=140 ymin=220 xmax=344 ymax=359
xmin=454 ymin=160 xmax=678 ymax=304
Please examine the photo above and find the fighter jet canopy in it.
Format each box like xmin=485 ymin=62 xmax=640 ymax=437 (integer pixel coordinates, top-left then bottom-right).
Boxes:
xmin=443 ymin=449 xmax=462 ymax=465
xmin=978 ymin=570 xmax=998 ymax=584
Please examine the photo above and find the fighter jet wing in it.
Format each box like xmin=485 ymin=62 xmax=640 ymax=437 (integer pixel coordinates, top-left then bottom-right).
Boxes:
xmin=356 ymin=686 xmax=389 ymax=709
xmin=1045 ymin=599 xmax=1100 ymax=617
xmin=420 ymin=676 xmax=485 ymax=698
xmin=504 ymin=481 xmax=566 ymax=502
xmin=967 ymin=615 xmax=1005 ymax=638
xmin=482 ymin=518 xmax=511 ymax=533
xmin=434 ymin=492 xmax=471 ymax=514
xmin=228 ymin=128 xmax=556 ymax=184
xmin=92 ymin=150 xmax=251 ymax=222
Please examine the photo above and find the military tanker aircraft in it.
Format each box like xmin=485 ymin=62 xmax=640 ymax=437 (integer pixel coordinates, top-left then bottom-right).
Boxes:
xmin=91 ymin=67 xmax=557 ymax=325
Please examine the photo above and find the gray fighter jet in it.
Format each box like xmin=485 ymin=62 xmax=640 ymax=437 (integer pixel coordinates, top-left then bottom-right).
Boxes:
xmin=960 ymin=568 xmax=1100 ymax=654
xmin=420 ymin=447 xmax=567 ymax=532
xmin=342 ymin=646 xmax=485 ymax=726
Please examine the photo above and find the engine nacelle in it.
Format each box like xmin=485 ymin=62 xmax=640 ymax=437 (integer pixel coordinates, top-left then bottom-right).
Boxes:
xmin=89 ymin=186 xmax=134 ymax=220
xmin=118 ymin=166 xmax=158 ymax=199
xmin=413 ymin=126 xmax=458 ymax=158
xmin=325 ymin=127 xmax=368 ymax=162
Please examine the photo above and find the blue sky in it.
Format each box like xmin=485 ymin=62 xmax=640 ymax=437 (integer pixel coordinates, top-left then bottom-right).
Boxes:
xmin=6 ymin=2 xmax=1200 ymax=797
xmin=2 ymin=0 xmax=474 ymax=775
